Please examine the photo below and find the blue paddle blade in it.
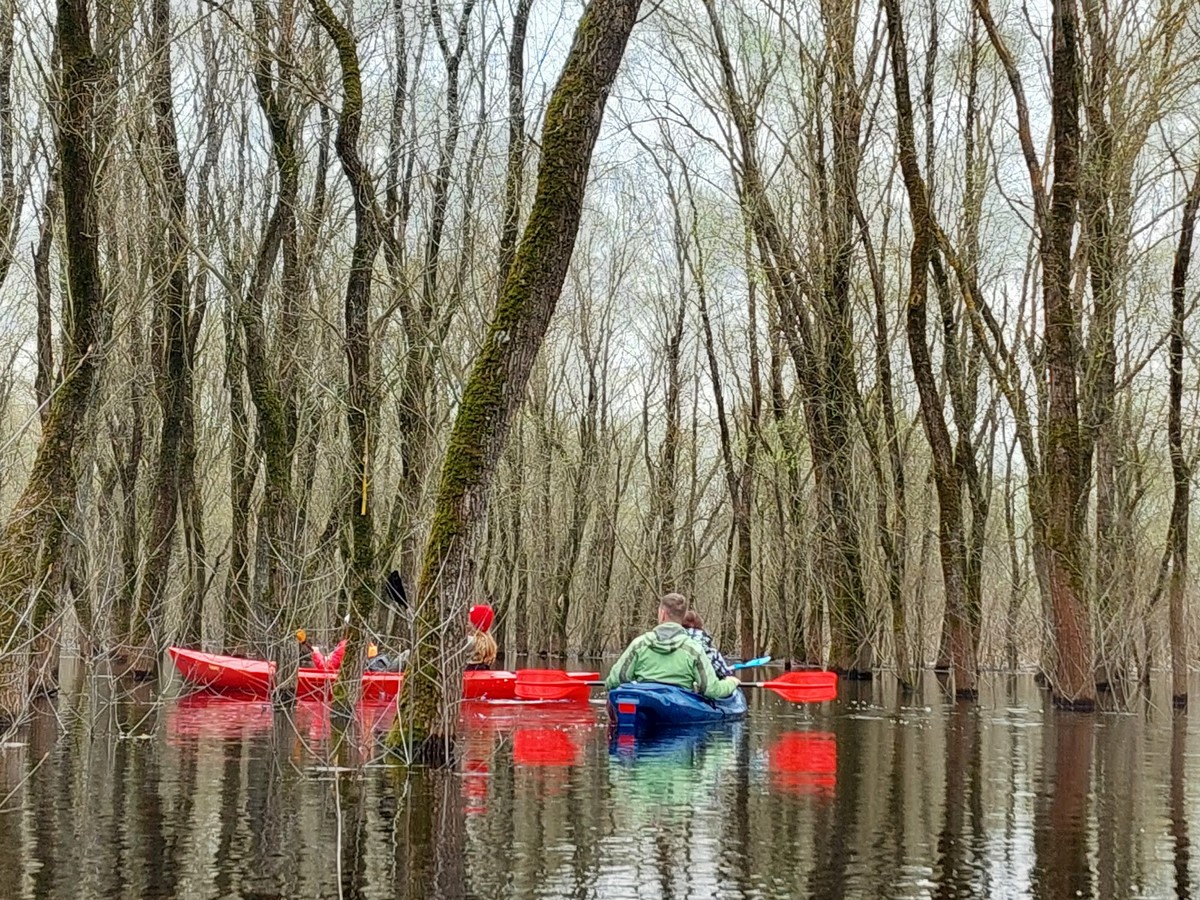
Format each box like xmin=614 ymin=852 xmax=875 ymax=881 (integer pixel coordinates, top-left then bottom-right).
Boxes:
xmin=733 ymin=656 xmax=772 ymax=670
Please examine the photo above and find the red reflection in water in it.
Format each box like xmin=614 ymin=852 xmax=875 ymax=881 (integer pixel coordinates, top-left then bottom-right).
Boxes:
xmin=458 ymin=700 xmax=599 ymax=814
xmin=461 ymin=722 xmax=497 ymax=815
xmin=512 ymin=728 xmax=581 ymax=766
xmin=768 ymin=731 xmax=837 ymax=796
xmin=166 ymin=692 xmax=397 ymax=743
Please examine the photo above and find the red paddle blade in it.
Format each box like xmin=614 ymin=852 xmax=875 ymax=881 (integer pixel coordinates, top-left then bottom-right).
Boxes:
xmin=514 ymin=669 xmax=591 ymax=702
xmin=761 ymin=671 xmax=838 ymax=703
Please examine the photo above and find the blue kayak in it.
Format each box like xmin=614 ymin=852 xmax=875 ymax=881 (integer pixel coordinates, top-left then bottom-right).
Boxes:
xmin=607 ymin=682 xmax=748 ymax=730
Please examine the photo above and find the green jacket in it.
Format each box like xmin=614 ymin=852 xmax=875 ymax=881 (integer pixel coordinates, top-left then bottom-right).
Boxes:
xmin=605 ymin=622 xmax=739 ymax=699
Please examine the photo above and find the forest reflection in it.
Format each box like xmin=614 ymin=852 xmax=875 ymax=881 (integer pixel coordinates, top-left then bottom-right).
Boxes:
xmin=0 ymin=671 xmax=1195 ymax=899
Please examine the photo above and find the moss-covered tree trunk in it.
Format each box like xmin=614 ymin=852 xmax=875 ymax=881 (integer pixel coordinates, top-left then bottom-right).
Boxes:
xmin=0 ymin=0 xmax=105 ymax=723
xmin=819 ymin=0 xmax=872 ymax=676
xmin=1038 ymin=0 xmax=1093 ymax=708
xmin=241 ymin=0 xmax=303 ymax=699
xmin=389 ymin=0 xmax=643 ymax=764
xmin=972 ymin=0 xmax=1094 ymax=708
xmin=308 ymin=0 xmax=383 ymax=713
xmin=130 ymin=0 xmax=195 ymax=673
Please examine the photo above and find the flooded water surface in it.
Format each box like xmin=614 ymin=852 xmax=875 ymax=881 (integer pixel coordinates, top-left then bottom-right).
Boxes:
xmin=0 ymin=668 xmax=1195 ymax=899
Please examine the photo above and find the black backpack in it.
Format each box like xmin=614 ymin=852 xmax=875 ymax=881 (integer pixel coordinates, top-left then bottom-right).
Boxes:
xmin=384 ymin=570 xmax=408 ymax=611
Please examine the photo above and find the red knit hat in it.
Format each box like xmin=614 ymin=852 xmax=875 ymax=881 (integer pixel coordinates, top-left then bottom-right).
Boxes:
xmin=469 ymin=604 xmax=495 ymax=632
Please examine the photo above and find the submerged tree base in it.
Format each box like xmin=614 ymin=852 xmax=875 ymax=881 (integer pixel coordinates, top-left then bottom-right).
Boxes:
xmin=387 ymin=733 xmax=457 ymax=769
xmin=1052 ymin=695 xmax=1097 ymax=713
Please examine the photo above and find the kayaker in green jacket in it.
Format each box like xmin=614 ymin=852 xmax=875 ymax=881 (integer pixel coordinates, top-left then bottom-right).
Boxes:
xmin=605 ymin=593 xmax=740 ymax=699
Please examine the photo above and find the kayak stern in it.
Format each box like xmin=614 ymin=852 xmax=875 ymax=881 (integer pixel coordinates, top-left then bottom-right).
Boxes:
xmin=607 ymin=682 xmax=747 ymax=731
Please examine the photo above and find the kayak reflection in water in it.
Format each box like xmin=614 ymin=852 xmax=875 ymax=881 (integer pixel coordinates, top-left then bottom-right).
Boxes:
xmin=608 ymin=722 xmax=744 ymax=824
xmin=681 ymin=609 xmax=735 ymax=678
xmin=605 ymin=593 xmax=739 ymax=699
xmin=466 ymin=603 xmax=498 ymax=671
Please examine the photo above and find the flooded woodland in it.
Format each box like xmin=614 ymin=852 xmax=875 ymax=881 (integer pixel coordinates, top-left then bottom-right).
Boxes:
xmin=1 ymin=667 xmax=1196 ymax=899
xmin=4 ymin=0 xmax=1200 ymax=894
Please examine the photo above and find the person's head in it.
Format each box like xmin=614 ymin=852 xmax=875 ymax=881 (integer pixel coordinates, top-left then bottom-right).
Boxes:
xmin=657 ymin=593 xmax=689 ymax=625
xmin=682 ymin=609 xmax=703 ymax=630
xmin=469 ymin=604 xmax=495 ymax=633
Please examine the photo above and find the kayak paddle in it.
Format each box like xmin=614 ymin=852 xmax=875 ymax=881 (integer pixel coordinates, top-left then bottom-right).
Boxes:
xmin=732 ymin=656 xmax=772 ymax=670
xmin=744 ymin=671 xmax=838 ymax=703
xmin=514 ymin=668 xmax=837 ymax=704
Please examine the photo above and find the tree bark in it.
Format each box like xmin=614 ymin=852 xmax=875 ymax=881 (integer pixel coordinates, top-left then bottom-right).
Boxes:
xmin=973 ymin=0 xmax=1095 ymax=708
xmin=384 ymin=0 xmax=479 ymax=596
xmin=882 ymin=0 xmax=976 ymax=696
xmin=33 ymin=179 xmax=57 ymax=422
xmin=390 ymin=0 xmax=643 ymax=764
xmin=705 ymin=0 xmax=870 ymax=675
xmin=308 ymin=0 xmax=384 ymax=712
xmin=852 ymin=190 xmax=910 ymax=685
xmin=635 ymin=291 xmax=687 ymax=640
xmin=1039 ymin=0 xmax=1093 ymax=708
xmin=241 ymin=0 xmax=304 ymax=698
xmin=0 ymin=0 xmax=106 ymax=723
xmin=550 ymin=332 xmax=599 ymax=655
xmin=130 ymin=0 xmax=195 ymax=671
xmin=497 ymin=0 xmax=531 ymax=292
xmin=1166 ymin=156 xmax=1200 ymax=708
xmin=0 ymin=0 xmax=26 ymax=293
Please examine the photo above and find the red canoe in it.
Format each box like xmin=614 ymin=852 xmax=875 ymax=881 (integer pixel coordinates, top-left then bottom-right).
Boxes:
xmin=168 ymin=647 xmax=596 ymax=703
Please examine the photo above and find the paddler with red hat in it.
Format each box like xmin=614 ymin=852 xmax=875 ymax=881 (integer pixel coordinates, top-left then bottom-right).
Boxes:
xmin=466 ymin=604 xmax=498 ymax=671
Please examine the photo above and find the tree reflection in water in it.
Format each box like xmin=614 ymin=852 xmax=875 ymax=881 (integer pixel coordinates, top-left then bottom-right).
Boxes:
xmin=0 ymin=673 xmax=1197 ymax=898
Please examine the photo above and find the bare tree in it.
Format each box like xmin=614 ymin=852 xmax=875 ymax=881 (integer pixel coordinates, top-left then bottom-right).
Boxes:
xmin=881 ymin=0 xmax=976 ymax=696
xmin=130 ymin=0 xmax=203 ymax=672
xmin=307 ymin=0 xmax=385 ymax=709
xmin=1165 ymin=153 xmax=1200 ymax=708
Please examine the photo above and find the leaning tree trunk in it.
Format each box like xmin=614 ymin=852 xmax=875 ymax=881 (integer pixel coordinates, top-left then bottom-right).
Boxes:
xmin=389 ymin=0 xmax=643 ymax=765
xmin=1166 ymin=157 xmax=1200 ymax=709
xmin=0 ymin=0 xmax=105 ymax=723
xmin=308 ymin=0 xmax=384 ymax=713
xmin=882 ymin=0 xmax=976 ymax=696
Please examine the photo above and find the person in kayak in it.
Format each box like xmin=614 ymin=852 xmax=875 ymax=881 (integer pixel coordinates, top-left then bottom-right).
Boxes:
xmin=309 ymin=638 xmax=348 ymax=672
xmin=466 ymin=603 xmax=498 ymax=671
xmin=605 ymin=593 xmax=739 ymax=699
xmin=681 ymin=609 xmax=735 ymax=678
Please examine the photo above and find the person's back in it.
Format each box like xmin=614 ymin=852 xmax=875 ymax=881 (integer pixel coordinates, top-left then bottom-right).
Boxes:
xmin=605 ymin=593 xmax=739 ymax=700
xmin=682 ymin=610 xmax=735 ymax=679
xmin=466 ymin=603 xmax=498 ymax=671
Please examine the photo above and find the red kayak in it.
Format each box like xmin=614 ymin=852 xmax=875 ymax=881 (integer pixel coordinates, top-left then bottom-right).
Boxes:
xmin=168 ymin=647 xmax=596 ymax=703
